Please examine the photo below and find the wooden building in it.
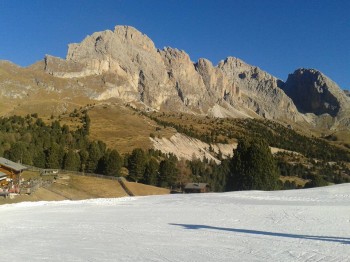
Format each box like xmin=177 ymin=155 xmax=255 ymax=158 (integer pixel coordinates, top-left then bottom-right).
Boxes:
xmin=0 ymin=171 xmax=7 ymax=186
xmin=184 ymin=183 xmax=210 ymax=193
xmin=0 ymin=157 xmax=27 ymax=187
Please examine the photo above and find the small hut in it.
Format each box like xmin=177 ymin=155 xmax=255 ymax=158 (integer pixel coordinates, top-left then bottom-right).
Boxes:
xmin=184 ymin=183 xmax=210 ymax=193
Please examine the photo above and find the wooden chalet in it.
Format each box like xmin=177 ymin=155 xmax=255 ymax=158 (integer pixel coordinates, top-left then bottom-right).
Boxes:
xmin=0 ymin=171 xmax=7 ymax=184
xmin=184 ymin=183 xmax=210 ymax=193
xmin=0 ymin=157 xmax=27 ymax=187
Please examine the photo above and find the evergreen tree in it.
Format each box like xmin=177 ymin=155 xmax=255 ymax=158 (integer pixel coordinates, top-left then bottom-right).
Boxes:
xmin=86 ymin=142 xmax=104 ymax=173
xmin=144 ymin=158 xmax=159 ymax=185
xmin=103 ymin=149 xmax=123 ymax=176
xmin=228 ymin=137 xmax=279 ymax=191
xmin=158 ymin=159 xmax=178 ymax=188
xmin=128 ymin=148 xmax=147 ymax=182
xmin=33 ymin=150 xmax=46 ymax=168
xmin=63 ymin=150 xmax=81 ymax=171
xmin=79 ymin=149 xmax=89 ymax=172
xmin=46 ymin=143 xmax=63 ymax=169
xmin=304 ymin=175 xmax=328 ymax=188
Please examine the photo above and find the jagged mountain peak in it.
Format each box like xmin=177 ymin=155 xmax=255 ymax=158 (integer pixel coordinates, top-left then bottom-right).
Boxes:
xmin=283 ymin=68 xmax=349 ymax=117
xmin=1 ymin=24 xmax=349 ymax=131
xmin=39 ymin=25 xmax=307 ymax=122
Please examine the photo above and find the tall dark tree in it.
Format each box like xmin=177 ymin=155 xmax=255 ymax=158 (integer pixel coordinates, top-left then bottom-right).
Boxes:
xmin=63 ymin=150 xmax=81 ymax=171
xmin=85 ymin=142 xmax=104 ymax=173
xmin=79 ymin=149 xmax=89 ymax=172
xmin=144 ymin=158 xmax=159 ymax=185
xmin=228 ymin=137 xmax=279 ymax=191
xmin=128 ymin=148 xmax=147 ymax=182
xmin=46 ymin=143 xmax=64 ymax=169
xmin=158 ymin=159 xmax=178 ymax=188
xmin=103 ymin=149 xmax=123 ymax=176
xmin=33 ymin=149 xmax=46 ymax=168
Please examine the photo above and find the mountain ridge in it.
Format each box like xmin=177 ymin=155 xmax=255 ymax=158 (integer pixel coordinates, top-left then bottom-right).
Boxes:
xmin=1 ymin=25 xmax=349 ymax=133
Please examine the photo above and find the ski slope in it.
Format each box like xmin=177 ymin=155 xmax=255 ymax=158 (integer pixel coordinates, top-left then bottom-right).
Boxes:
xmin=0 ymin=184 xmax=349 ymax=261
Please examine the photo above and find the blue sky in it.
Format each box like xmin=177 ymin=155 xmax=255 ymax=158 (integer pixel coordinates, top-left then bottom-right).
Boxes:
xmin=1 ymin=0 xmax=349 ymax=89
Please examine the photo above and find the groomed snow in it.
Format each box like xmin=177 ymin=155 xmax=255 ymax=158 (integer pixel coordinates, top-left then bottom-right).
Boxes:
xmin=0 ymin=184 xmax=349 ymax=261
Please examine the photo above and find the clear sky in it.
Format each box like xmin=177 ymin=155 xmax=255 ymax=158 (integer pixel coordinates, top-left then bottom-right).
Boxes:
xmin=1 ymin=0 xmax=349 ymax=89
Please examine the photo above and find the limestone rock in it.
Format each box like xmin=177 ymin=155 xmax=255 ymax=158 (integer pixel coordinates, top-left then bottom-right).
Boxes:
xmin=46 ymin=26 xmax=176 ymax=109
xmin=218 ymin=57 xmax=303 ymax=121
xmin=283 ymin=69 xmax=350 ymax=129
xmin=283 ymin=69 xmax=349 ymax=116
xmin=39 ymin=25 xmax=349 ymax=129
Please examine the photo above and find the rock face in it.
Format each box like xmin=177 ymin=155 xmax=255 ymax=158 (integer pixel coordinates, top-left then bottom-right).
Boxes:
xmin=217 ymin=57 xmax=302 ymax=121
xmin=43 ymin=25 xmax=305 ymax=123
xmin=283 ymin=69 xmax=349 ymax=117
xmin=3 ymin=25 xmax=349 ymax=130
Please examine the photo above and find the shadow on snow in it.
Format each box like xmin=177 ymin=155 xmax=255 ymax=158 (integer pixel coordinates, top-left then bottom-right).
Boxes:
xmin=169 ymin=223 xmax=350 ymax=245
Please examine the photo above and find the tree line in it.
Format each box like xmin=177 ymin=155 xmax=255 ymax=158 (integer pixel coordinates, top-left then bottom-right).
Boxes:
xmin=1 ymin=114 xmax=348 ymax=192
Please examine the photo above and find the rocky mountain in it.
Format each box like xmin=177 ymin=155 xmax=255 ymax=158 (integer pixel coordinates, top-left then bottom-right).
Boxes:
xmin=283 ymin=69 xmax=350 ymax=129
xmin=1 ymin=25 xmax=349 ymax=132
xmin=284 ymin=69 xmax=348 ymax=116
xmin=42 ymin=25 xmax=305 ymax=122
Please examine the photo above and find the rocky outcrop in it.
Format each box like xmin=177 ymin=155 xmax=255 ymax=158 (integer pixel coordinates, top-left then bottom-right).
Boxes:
xmin=343 ymin=90 xmax=350 ymax=98
xmin=217 ymin=57 xmax=303 ymax=121
xmin=39 ymin=25 xmax=349 ymax=129
xmin=47 ymin=26 xmax=183 ymax=110
xmin=195 ymin=58 xmax=240 ymax=101
xmin=43 ymin=26 xmax=303 ymax=122
xmin=283 ymin=69 xmax=349 ymax=117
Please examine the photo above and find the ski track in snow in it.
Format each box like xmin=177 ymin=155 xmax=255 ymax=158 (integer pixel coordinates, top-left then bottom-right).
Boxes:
xmin=0 ymin=184 xmax=349 ymax=261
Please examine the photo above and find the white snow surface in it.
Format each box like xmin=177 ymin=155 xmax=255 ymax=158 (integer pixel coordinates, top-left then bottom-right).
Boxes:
xmin=1 ymin=184 xmax=349 ymax=261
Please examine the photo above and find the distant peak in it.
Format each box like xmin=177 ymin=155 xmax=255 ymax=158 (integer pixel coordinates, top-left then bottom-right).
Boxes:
xmin=292 ymin=68 xmax=321 ymax=75
xmin=114 ymin=25 xmax=141 ymax=35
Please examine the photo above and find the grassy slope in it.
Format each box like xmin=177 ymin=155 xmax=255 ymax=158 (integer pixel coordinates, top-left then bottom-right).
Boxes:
xmin=88 ymin=103 xmax=175 ymax=154
xmin=0 ymin=171 xmax=169 ymax=205
xmin=124 ymin=181 xmax=170 ymax=196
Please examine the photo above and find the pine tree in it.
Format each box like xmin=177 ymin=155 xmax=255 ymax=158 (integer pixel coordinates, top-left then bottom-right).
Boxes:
xmin=63 ymin=150 xmax=81 ymax=171
xmin=144 ymin=158 xmax=159 ymax=185
xmin=128 ymin=148 xmax=147 ymax=182
xmin=158 ymin=159 xmax=178 ymax=188
xmin=45 ymin=143 xmax=65 ymax=169
xmin=86 ymin=142 xmax=103 ymax=173
xmin=33 ymin=149 xmax=46 ymax=168
xmin=228 ymin=137 xmax=279 ymax=191
xmin=103 ymin=149 xmax=123 ymax=177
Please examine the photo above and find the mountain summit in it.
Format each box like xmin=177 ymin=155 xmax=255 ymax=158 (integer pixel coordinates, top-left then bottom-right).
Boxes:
xmin=1 ymin=25 xmax=349 ymax=131
xmin=44 ymin=25 xmax=303 ymax=121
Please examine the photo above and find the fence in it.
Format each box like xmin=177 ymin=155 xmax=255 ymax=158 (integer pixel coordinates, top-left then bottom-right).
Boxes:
xmin=20 ymin=179 xmax=53 ymax=195
xmin=24 ymin=164 xmax=122 ymax=181
xmin=22 ymin=165 xmax=134 ymax=196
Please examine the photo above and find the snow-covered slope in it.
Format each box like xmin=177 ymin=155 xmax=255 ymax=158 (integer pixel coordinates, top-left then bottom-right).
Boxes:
xmin=1 ymin=184 xmax=349 ymax=261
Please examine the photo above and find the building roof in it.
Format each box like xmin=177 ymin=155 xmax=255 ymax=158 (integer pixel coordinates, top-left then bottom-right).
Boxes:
xmin=0 ymin=157 xmax=27 ymax=172
xmin=184 ymin=183 xmax=209 ymax=190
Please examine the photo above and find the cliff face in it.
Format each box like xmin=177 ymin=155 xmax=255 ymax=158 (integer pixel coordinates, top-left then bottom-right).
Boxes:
xmin=2 ymin=25 xmax=347 ymax=130
xmin=217 ymin=57 xmax=303 ymax=121
xmin=283 ymin=69 xmax=349 ymax=117
xmin=43 ymin=25 xmax=306 ymax=122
